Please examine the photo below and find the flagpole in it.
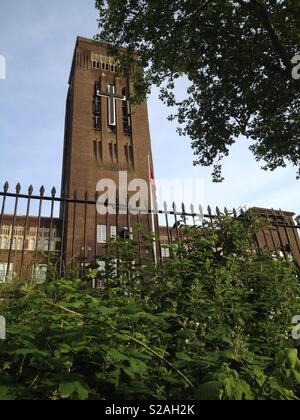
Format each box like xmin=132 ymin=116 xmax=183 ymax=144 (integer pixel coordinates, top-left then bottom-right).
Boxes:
xmin=148 ymin=154 xmax=158 ymax=265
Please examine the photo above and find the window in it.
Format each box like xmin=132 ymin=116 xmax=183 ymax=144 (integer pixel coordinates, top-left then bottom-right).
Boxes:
xmin=93 ymin=116 xmax=100 ymax=130
xmin=28 ymin=238 xmax=36 ymax=251
xmin=114 ymin=144 xmax=118 ymax=161
xmin=0 ymin=263 xmax=13 ymax=283
xmin=109 ymin=143 xmax=113 ymax=161
xmin=98 ymin=141 xmax=102 ymax=161
xmin=161 ymin=247 xmax=171 ymax=259
xmin=93 ymin=97 xmax=100 ymax=114
xmin=124 ymin=145 xmax=129 ymax=163
xmin=0 ymin=236 xmax=8 ymax=250
xmin=93 ymin=140 xmax=97 ymax=159
xmin=111 ymin=226 xmax=117 ymax=239
xmin=0 ymin=264 xmax=5 ymax=283
xmin=17 ymin=237 xmax=23 ymax=250
xmin=43 ymin=239 xmax=49 ymax=251
xmin=97 ymin=225 xmax=107 ymax=243
xmin=122 ymin=89 xmax=131 ymax=135
xmin=32 ymin=265 xmax=47 ymax=284
xmin=128 ymin=146 xmax=133 ymax=165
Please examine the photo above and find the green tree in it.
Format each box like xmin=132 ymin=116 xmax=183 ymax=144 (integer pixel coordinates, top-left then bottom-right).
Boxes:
xmin=95 ymin=0 xmax=300 ymax=181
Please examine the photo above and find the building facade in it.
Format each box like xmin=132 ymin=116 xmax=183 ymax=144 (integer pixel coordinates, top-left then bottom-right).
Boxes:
xmin=0 ymin=37 xmax=299 ymax=283
xmin=61 ymin=37 xmax=156 ymax=267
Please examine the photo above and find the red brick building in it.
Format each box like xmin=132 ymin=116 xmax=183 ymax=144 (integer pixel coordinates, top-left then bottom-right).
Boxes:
xmin=0 ymin=37 xmax=299 ymax=282
xmin=61 ymin=37 xmax=155 ymax=267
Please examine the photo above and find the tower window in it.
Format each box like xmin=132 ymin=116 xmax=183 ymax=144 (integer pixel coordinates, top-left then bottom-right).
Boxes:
xmin=93 ymin=82 xmax=101 ymax=130
xmin=109 ymin=143 xmax=113 ymax=162
xmin=114 ymin=144 xmax=118 ymax=160
xmin=122 ymin=88 xmax=131 ymax=135
xmin=98 ymin=141 xmax=103 ymax=161
xmin=129 ymin=145 xmax=133 ymax=164
xmin=93 ymin=97 xmax=100 ymax=114
xmin=93 ymin=116 xmax=101 ymax=130
xmin=93 ymin=141 xmax=97 ymax=159
xmin=124 ymin=145 xmax=129 ymax=163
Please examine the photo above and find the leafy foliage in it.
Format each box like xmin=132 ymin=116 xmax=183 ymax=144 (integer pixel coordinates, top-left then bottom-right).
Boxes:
xmin=95 ymin=0 xmax=300 ymax=181
xmin=0 ymin=215 xmax=300 ymax=400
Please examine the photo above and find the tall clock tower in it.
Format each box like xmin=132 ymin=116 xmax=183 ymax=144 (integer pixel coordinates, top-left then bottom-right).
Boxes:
xmin=61 ymin=37 xmax=155 ymax=266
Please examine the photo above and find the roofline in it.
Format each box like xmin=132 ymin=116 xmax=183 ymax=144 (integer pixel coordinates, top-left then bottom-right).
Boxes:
xmin=249 ymin=207 xmax=295 ymax=217
xmin=68 ymin=36 xmax=136 ymax=85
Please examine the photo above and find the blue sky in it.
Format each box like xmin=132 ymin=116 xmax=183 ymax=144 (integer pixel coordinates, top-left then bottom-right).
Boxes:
xmin=0 ymin=0 xmax=299 ymax=216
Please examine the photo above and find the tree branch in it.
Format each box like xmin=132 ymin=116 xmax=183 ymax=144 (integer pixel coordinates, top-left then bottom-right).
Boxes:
xmin=250 ymin=0 xmax=300 ymax=91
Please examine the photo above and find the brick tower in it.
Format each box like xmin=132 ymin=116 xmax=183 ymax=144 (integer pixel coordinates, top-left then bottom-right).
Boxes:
xmin=61 ymin=37 xmax=155 ymax=267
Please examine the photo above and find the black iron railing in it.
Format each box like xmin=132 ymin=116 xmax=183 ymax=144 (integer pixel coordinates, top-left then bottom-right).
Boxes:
xmin=0 ymin=182 xmax=300 ymax=282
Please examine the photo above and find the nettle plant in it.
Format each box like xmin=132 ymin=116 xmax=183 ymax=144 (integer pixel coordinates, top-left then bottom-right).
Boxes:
xmin=0 ymin=214 xmax=300 ymax=400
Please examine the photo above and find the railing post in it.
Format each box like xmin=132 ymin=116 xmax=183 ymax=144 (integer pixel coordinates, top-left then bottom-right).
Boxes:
xmin=34 ymin=185 xmax=45 ymax=266
xmin=19 ymin=185 xmax=33 ymax=280
xmin=6 ymin=183 xmax=21 ymax=279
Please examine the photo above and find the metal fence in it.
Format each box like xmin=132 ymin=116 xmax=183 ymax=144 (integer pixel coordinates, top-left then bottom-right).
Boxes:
xmin=0 ymin=182 xmax=300 ymax=282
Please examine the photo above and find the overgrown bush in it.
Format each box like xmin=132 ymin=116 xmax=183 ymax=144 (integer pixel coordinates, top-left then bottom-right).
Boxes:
xmin=0 ymin=215 xmax=300 ymax=400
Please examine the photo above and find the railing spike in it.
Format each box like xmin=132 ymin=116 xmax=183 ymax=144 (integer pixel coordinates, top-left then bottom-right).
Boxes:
xmin=224 ymin=207 xmax=229 ymax=216
xmin=51 ymin=187 xmax=56 ymax=197
xmin=28 ymin=185 xmax=34 ymax=195
xmin=199 ymin=204 xmax=204 ymax=216
xmin=172 ymin=202 xmax=177 ymax=212
xmin=190 ymin=204 xmax=195 ymax=214
xmin=182 ymin=202 xmax=186 ymax=214
xmin=3 ymin=182 xmax=9 ymax=192
xmin=16 ymin=183 xmax=21 ymax=194
xmin=40 ymin=185 xmax=45 ymax=196
xmin=163 ymin=201 xmax=168 ymax=212
xmin=216 ymin=206 xmax=221 ymax=216
xmin=233 ymin=208 xmax=237 ymax=218
xmin=207 ymin=205 xmax=212 ymax=215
